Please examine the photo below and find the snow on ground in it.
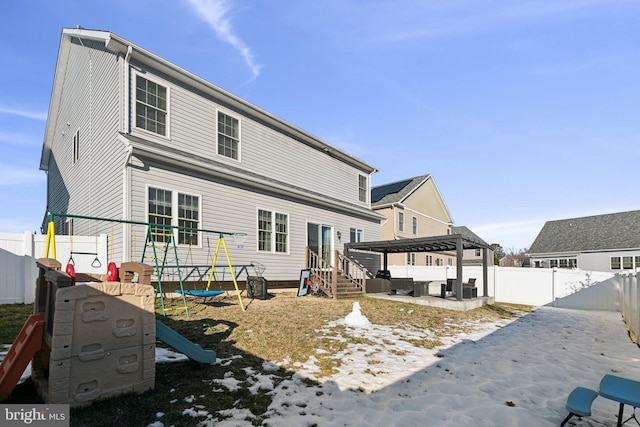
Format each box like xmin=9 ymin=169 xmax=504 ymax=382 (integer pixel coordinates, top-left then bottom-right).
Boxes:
xmin=164 ymin=303 xmax=640 ymax=427
xmin=5 ymin=303 xmax=640 ymax=426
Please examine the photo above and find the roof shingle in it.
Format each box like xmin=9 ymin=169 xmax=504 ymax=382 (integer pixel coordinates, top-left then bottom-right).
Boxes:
xmin=529 ymin=210 xmax=640 ymax=254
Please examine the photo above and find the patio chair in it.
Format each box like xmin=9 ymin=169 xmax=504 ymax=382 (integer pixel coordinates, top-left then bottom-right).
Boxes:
xmin=440 ymin=278 xmax=456 ymax=298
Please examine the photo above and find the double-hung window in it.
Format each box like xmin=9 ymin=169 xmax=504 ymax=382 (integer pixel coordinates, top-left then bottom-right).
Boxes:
xmin=258 ymin=209 xmax=288 ymax=253
xmin=412 ymin=217 xmax=418 ymax=235
xmin=148 ymin=187 xmax=200 ymax=245
xmin=407 ymin=253 xmax=416 ymax=266
xmin=611 ymin=257 xmax=621 ymax=270
xmin=218 ymin=111 xmax=240 ymax=160
xmin=178 ymin=194 xmax=199 ymax=245
xmin=350 ymin=228 xmax=364 ymax=243
xmin=136 ymin=76 xmax=168 ymax=136
xmin=358 ymin=175 xmax=367 ymax=203
xmin=398 ymin=212 xmax=404 ymax=232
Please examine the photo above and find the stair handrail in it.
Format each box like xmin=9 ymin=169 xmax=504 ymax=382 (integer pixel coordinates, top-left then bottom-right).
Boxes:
xmin=305 ymin=247 xmax=368 ymax=297
xmin=336 ymin=250 xmax=367 ymax=293
xmin=305 ymin=247 xmax=334 ymax=296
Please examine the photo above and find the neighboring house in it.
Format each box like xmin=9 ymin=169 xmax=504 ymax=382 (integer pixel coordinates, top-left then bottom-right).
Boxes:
xmin=529 ymin=210 xmax=640 ymax=272
xmin=499 ymin=255 xmax=529 ymax=267
xmin=39 ymin=28 xmax=382 ymax=282
xmin=450 ymin=225 xmax=493 ymax=266
xmin=370 ymin=175 xmax=455 ymax=267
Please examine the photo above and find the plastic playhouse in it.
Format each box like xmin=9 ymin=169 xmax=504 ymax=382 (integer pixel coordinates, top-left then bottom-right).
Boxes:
xmin=0 ymin=258 xmax=216 ymax=406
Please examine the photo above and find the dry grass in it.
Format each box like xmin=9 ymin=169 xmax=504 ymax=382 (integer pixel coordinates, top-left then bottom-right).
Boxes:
xmin=0 ymin=292 xmax=532 ymax=426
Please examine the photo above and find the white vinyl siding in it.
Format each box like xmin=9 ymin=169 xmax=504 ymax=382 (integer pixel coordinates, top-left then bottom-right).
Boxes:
xmin=157 ymin=76 xmax=371 ymax=206
xmin=46 ymin=37 xmax=124 ymax=241
xmin=129 ymin=160 xmax=380 ymax=279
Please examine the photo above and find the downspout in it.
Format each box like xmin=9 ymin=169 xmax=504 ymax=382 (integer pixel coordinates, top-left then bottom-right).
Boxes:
xmin=124 ymin=45 xmax=132 ymax=133
xmin=122 ymin=45 xmax=133 ymax=262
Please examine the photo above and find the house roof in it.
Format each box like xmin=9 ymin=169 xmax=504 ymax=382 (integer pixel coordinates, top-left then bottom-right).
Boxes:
xmin=371 ymin=174 xmax=431 ymax=205
xmin=529 ymin=210 xmax=640 ymax=254
xmin=451 ymin=226 xmax=489 ymax=246
xmin=40 ymin=28 xmax=378 ymax=175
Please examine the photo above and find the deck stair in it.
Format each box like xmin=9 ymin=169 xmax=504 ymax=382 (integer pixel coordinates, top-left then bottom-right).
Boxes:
xmin=306 ymin=248 xmax=368 ymax=299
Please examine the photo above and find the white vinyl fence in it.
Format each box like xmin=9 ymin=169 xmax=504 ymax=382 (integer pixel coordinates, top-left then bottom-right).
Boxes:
xmin=389 ymin=265 xmax=617 ymax=309
xmin=0 ymin=232 xmax=107 ymax=304
xmin=0 ymin=231 xmax=622 ymax=309
xmin=619 ymin=272 xmax=640 ymax=345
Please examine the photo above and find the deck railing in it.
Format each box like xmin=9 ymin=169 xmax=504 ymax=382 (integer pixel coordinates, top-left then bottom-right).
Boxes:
xmin=305 ymin=248 xmax=368 ymax=298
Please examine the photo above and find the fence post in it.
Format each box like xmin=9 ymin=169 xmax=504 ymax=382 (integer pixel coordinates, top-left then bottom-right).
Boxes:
xmin=23 ymin=231 xmax=36 ymax=304
xmin=551 ymin=267 xmax=557 ymax=307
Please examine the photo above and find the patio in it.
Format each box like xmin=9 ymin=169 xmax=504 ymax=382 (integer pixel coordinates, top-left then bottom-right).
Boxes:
xmin=366 ymin=280 xmax=495 ymax=311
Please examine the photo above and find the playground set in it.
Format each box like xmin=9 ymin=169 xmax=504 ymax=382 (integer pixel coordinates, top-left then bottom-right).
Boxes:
xmin=0 ymin=213 xmax=253 ymax=406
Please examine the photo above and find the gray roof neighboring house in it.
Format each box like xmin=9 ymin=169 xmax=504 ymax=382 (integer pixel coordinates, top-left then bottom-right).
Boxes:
xmin=529 ymin=210 xmax=640 ymax=254
xmin=451 ymin=225 xmax=489 ymax=246
xmin=371 ymin=174 xmax=431 ymax=206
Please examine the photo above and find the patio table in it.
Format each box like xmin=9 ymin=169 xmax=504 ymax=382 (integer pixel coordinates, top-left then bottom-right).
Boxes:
xmin=598 ymin=374 xmax=640 ymax=427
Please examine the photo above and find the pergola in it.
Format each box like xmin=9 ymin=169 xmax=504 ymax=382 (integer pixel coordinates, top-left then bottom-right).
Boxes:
xmin=345 ymin=234 xmax=491 ymax=301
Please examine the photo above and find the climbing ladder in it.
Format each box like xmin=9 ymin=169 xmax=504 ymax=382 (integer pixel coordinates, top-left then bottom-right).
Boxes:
xmin=141 ymin=224 xmax=189 ymax=317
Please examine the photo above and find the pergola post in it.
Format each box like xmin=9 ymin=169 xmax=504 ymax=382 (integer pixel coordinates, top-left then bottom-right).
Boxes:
xmin=482 ymin=248 xmax=489 ymax=297
xmin=456 ymin=235 xmax=463 ymax=301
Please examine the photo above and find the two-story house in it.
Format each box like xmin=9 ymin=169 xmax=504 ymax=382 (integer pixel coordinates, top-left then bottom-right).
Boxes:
xmin=39 ymin=28 xmax=382 ymax=284
xmin=371 ymin=175 xmax=454 ymax=266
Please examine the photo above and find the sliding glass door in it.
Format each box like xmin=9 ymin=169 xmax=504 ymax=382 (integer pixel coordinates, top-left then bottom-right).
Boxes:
xmin=307 ymin=223 xmax=333 ymax=266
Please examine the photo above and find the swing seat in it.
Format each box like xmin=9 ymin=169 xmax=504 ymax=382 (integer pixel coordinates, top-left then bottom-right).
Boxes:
xmin=175 ymin=289 xmax=225 ymax=298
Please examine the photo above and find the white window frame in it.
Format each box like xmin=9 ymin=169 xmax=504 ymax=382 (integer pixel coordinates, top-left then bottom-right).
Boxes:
xmin=398 ymin=211 xmax=404 ymax=232
xmin=257 ymin=208 xmax=289 ymax=254
xmin=134 ymin=72 xmax=170 ymax=138
xmin=426 ymin=255 xmax=433 ymax=266
xmin=64 ymin=218 xmax=74 ymax=236
xmin=358 ymin=174 xmax=368 ymax=203
xmin=412 ymin=216 xmax=417 ymax=235
xmin=72 ymin=129 xmax=80 ymax=164
xmin=406 ymin=253 xmax=416 ymax=266
xmin=146 ymin=185 xmax=201 ymax=247
xmin=350 ymin=228 xmax=364 ymax=243
xmin=611 ymin=256 xmax=621 ymax=270
xmin=217 ymin=109 xmax=241 ymax=161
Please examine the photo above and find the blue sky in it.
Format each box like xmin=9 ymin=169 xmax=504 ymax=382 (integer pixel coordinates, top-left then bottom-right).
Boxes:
xmin=1 ymin=0 xmax=638 ymax=250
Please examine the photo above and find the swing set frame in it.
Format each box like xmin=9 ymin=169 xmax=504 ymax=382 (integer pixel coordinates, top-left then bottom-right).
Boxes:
xmin=43 ymin=212 xmax=247 ymax=314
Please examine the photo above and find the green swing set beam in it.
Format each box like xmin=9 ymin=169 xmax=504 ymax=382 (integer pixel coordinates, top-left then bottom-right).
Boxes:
xmin=43 ymin=212 xmax=246 ymax=313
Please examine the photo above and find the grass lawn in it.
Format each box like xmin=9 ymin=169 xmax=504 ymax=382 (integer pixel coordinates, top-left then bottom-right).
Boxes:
xmin=0 ymin=293 xmax=531 ymax=426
